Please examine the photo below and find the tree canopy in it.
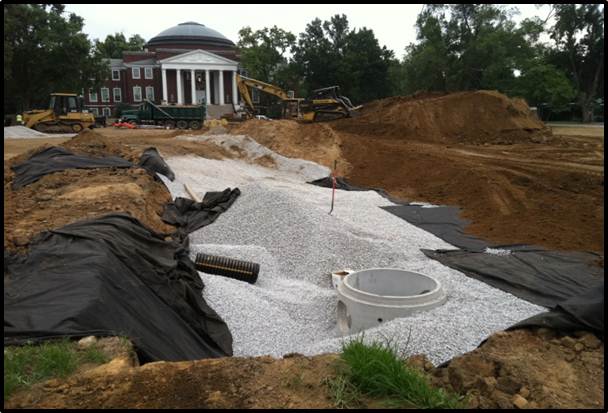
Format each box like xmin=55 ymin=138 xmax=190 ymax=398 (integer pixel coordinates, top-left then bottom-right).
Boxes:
xmin=4 ymin=4 xmax=107 ymax=113
xmin=94 ymin=33 xmax=146 ymax=59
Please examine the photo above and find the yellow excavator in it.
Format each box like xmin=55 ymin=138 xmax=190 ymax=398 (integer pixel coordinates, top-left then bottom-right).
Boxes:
xmin=235 ymin=74 xmax=361 ymax=122
xmin=23 ymin=93 xmax=95 ymax=133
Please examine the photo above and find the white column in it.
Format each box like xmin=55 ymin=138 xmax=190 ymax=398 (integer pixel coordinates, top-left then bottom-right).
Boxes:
xmin=162 ymin=68 xmax=168 ymax=104
xmin=213 ymin=71 xmax=219 ymax=104
xmin=231 ymin=70 xmax=237 ymax=105
xmin=176 ymin=69 xmax=183 ymax=105
xmin=190 ymin=69 xmax=196 ymax=104
xmin=205 ymin=69 xmax=211 ymax=105
xmin=219 ymin=70 xmax=225 ymax=105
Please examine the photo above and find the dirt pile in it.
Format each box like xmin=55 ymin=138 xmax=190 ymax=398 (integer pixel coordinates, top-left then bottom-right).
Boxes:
xmin=431 ymin=328 xmax=604 ymax=409
xmin=6 ymin=354 xmax=339 ymax=409
xmin=4 ymin=130 xmax=174 ymax=253
xmin=335 ymin=90 xmax=551 ymax=144
xmin=229 ymin=119 xmax=342 ymax=169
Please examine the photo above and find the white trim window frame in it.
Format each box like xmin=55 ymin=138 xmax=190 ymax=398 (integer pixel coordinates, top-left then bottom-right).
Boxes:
xmin=145 ymin=86 xmax=155 ymax=101
xmin=133 ymin=86 xmax=142 ymax=102
xmin=132 ymin=67 xmax=141 ymax=79
xmin=100 ymin=87 xmax=110 ymax=102
xmin=89 ymin=89 xmax=98 ymax=103
xmin=113 ymin=87 xmax=122 ymax=102
xmin=144 ymin=66 xmax=153 ymax=79
xmin=112 ymin=69 xmax=120 ymax=81
xmin=102 ymin=107 xmax=112 ymax=117
xmin=90 ymin=107 xmax=99 ymax=116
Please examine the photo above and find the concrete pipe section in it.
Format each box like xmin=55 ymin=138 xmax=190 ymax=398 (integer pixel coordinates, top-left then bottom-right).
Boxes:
xmin=336 ymin=268 xmax=447 ymax=335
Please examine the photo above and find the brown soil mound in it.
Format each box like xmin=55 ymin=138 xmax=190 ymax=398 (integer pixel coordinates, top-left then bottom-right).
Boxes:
xmin=229 ymin=119 xmax=342 ymax=169
xmin=3 ymin=130 xmax=174 ymax=253
xmin=431 ymin=328 xmax=604 ymax=409
xmin=6 ymin=354 xmax=339 ymax=409
xmin=335 ymin=90 xmax=551 ymax=145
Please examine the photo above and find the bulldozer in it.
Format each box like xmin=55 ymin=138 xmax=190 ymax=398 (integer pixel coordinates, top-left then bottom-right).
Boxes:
xmin=235 ymin=74 xmax=361 ymax=122
xmin=22 ymin=93 xmax=95 ymax=133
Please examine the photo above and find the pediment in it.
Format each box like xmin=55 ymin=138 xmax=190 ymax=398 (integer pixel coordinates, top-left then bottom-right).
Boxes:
xmin=160 ymin=49 xmax=237 ymax=66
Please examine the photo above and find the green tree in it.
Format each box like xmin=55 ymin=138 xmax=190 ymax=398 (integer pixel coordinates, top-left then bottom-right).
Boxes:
xmin=548 ymin=3 xmax=604 ymax=122
xmin=292 ymin=14 xmax=393 ymax=103
xmin=4 ymin=4 xmax=107 ymax=113
xmin=94 ymin=33 xmax=145 ymax=59
xmin=237 ymin=25 xmax=296 ymax=86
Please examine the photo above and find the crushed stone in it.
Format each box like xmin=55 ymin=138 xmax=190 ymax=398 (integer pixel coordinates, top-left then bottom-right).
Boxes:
xmin=158 ymin=141 xmax=544 ymax=365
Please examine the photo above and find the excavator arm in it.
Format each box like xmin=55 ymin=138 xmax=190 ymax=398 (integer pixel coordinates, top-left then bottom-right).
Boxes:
xmin=235 ymin=73 xmax=293 ymax=115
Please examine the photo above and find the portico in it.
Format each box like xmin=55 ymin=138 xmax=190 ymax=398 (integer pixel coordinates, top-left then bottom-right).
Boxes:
xmin=159 ymin=49 xmax=239 ymax=117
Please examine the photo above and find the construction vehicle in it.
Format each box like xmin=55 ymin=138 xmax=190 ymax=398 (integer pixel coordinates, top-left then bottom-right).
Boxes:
xmin=235 ymin=74 xmax=361 ymax=122
xmin=119 ymin=99 xmax=206 ymax=129
xmin=23 ymin=93 xmax=96 ymax=133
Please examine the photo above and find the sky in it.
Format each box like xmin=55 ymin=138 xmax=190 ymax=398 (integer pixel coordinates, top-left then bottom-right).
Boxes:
xmin=65 ymin=3 xmax=554 ymax=60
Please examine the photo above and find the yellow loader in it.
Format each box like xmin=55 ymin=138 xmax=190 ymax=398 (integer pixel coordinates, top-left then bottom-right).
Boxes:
xmin=23 ymin=93 xmax=95 ymax=133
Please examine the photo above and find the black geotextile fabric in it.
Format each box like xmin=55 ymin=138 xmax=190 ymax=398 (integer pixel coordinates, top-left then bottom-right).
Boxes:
xmin=4 ymin=214 xmax=233 ymax=362
xmin=382 ymin=205 xmax=489 ymax=251
xmin=508 ymin=279 xmax=604 ymax=336
xmin=139 ymin=147 xmax=175 ymax=181
xmin=11 ymin=146 xmax=133 ymax=189
xmin=10 ymin=146 xmax=175 ymax=189
xmin=421 ymin=247 xmax=603 ymax=308
xmin=308 ymin=175 xmax=605 ymax=334
xmin=162 ymin=188 xmax=241 ymax=240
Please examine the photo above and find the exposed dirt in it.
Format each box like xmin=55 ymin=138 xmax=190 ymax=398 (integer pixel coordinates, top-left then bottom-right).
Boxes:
xmin=227 ymin=92 xmax=604 ymax=255
xmin=3 ymin=129 xmax=235 ymax=254
xmin=334 ymin=90 xmax=551 ymax=145
xmin=6 ymin=329 xmax=604 ymax=409
xmin=6 ymin=353 xmax=340 ymax=409
xmin=431 ymin=328 xmax=604 ymax=409
xmin=3 ymin=109 xmax=604 ymax=409
xmin=230 ymin=119 xmax=342 ymax=169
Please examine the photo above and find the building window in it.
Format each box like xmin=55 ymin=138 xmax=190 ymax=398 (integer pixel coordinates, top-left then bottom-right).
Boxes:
xmin=112 ymin=69 xmax=120 ymax=81
xmin=251 ymin=88 xmax=260 ymax=104
xmin=89 ymin=89 xmax=98 ymax=102
xmin=145 ymin=86 xmax=154 ymax=101
xmin=103 ymin=107 xmax=112 ymax=117
xmin=90 ymin=107 xmax=99 ymax=116
xmin=132 ymin=67 xmax=141 ymax=79
xmin=100 ymin=87 xmax=110 ymax=102
xmin=144 ymin=67 xmax=153 ymax=79
xmin=113 ymin=88 xmax=122 ymax=102
xmin=133 ymin=86 xmax=142 ymax=102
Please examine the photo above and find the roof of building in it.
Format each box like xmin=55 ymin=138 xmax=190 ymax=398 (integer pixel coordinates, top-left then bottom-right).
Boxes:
xmin=147 ymin=22 xmax=235 ymax=48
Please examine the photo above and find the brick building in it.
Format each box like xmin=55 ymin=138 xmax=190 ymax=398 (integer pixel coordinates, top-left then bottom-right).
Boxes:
xmin=85 ymin=22 xmax=242 ymax=119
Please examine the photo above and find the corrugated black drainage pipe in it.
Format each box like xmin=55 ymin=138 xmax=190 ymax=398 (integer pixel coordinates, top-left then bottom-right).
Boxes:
xmin=195 ymin=253 xmax=260 ymax=284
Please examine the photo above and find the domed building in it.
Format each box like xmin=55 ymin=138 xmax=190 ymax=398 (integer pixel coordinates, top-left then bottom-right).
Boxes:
xmin=85 ymin=22 xmax=241 ymax=119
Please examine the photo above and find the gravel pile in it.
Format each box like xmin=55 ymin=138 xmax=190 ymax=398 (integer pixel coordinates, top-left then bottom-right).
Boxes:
xmin=159 ymin=141 xmax=544 ymax=365
xmin=4 ymin=126 xmax=75 ymax=139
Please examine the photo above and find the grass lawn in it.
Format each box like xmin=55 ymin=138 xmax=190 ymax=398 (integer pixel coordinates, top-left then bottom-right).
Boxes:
xmin=4 ymin=338 xmax=110 ymax=400
xmin=327 ymin=336 xmax=465 ymax=409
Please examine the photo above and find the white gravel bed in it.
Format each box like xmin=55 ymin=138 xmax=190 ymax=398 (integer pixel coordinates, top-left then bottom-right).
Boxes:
xmin=4 ymin=126 xmax=75 ymax=139
xmin=159 ymin=144 xmax=544 ymax=365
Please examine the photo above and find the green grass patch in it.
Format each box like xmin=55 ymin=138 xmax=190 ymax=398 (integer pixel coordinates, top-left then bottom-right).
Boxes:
xmin=332 ymin=336 xmax=464 ymax=409
xmin=4 ymin=338 xmax=110 ymax=400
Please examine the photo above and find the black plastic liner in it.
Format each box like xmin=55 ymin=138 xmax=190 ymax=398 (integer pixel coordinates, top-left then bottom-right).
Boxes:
xmin=162 ymin=188 xmax=241 ymax=240
xmin=383 ymin=205 xmax=489 ymax=251
xmin=508 ymin=279 xmax=604 ymax=335
xmin=11 ymin=146 xmax=133 ymax=189
xmin=4 ymin=214 xmax=233 ymax=362
xmin=421 ymin=246 xmax=603 ymax=308
xmin=308 ymin=175 xmax=604 ymax=334
xmin=139 ymin=147 xmax=175 ymax=181
xmin=10 ymin=146 xmax=175 ymax=189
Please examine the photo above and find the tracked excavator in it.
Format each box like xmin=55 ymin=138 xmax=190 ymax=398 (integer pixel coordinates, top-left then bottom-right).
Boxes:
xmin=235 ymin=74 xmax=361 ymax=122
xmin=22 ymin=93 xmax=95 ymax=133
